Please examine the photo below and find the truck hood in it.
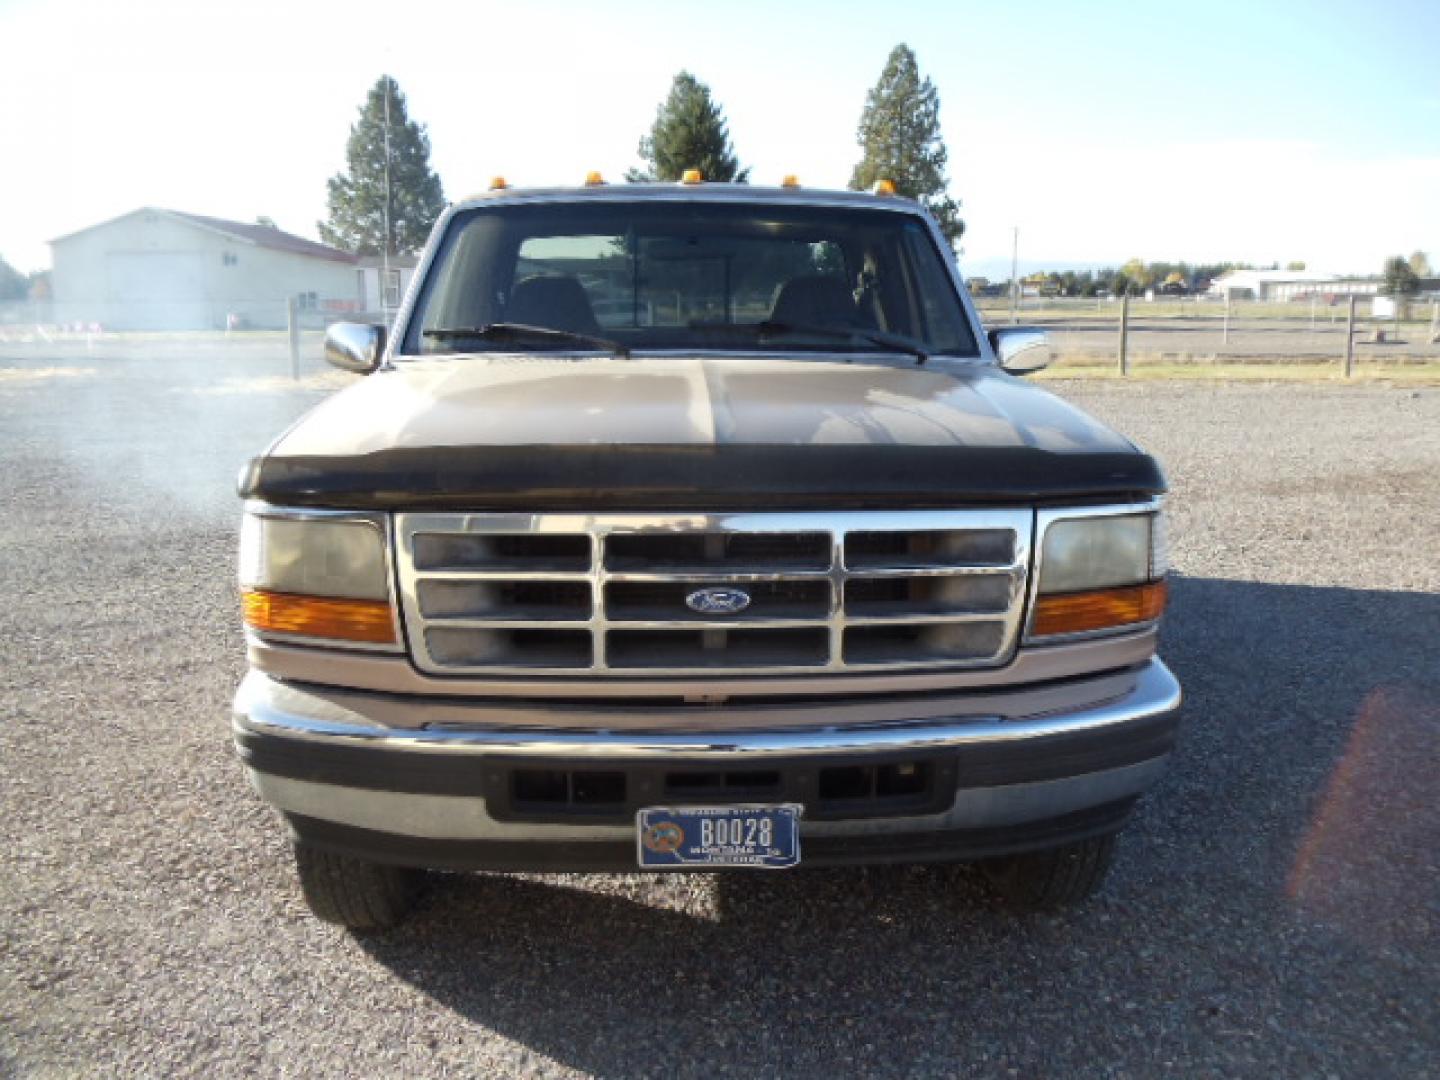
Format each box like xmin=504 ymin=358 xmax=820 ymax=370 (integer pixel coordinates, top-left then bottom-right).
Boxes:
xmin=243 ymin=356 xmax=1165 ymax=509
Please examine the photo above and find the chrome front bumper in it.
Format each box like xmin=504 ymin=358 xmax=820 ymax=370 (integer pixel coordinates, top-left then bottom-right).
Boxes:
xmin=232 ymin=658 xmax=1181 ymax=868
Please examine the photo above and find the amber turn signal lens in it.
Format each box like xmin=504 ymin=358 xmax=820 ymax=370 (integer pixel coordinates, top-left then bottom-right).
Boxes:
xmin=1031 ymin=580 xmax=1167 ymax=637
xmin=242 ymin=589 xmax=397 ymax=645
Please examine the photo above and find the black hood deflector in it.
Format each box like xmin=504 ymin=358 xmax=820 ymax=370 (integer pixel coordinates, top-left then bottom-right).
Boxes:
xmin=241 ymin=443 xmax=1166 ymax=511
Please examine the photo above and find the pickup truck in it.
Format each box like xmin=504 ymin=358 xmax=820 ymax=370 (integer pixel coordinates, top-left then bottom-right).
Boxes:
xmin=233 ymin=178 xmax=1180 ymax=929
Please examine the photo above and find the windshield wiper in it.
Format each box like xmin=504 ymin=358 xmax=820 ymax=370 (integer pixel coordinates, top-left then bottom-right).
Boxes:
xmin=754 ymin=321 xmax=930 ymax=365
xmin=423 ymin=323 xmax=629 ymax=358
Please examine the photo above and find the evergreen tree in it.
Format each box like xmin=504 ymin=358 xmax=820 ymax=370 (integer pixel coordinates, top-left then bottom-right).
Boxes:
xmin=1383 ymin=255 xmax=1419 ymax=296
xmin=0 ymin=255 xmax=26 ymax=301
xmin=320 ymin=76 xmax=446 ymax=257
xmin=849 ymin=45 xmax=963 ymax=244
xmin=628 ymin=72 xmax=749 ymax=183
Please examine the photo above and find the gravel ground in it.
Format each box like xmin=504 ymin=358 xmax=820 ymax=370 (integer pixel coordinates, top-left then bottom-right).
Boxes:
xmin=2 ymin=343 xmax=1437 ymax=1078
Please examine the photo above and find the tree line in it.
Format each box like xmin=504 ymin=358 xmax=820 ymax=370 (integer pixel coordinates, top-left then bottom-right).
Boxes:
xmin=318 ymin=45 xmax=962 ymax=256
xmin=989 ymin=261 xmax=1250 ymax=299
xmin=999 ymin=251 xmax=1432 ymax=299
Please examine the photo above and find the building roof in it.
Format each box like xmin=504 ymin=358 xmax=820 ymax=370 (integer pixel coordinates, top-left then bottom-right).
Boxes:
xmin=50 ymin=208 xmax=357 ymax=264
xmin=1212 ymin=269 xmax=1338 ymax=285
xmin=356 ymin=254 xmax=420 ymax=269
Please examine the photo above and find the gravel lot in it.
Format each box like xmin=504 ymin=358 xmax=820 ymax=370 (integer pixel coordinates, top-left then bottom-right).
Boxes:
xmin=2 ymin=342 xmax=1437 ymax=1078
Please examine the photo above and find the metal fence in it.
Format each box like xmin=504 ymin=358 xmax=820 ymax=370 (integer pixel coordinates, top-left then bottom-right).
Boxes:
xmin=973 ymin=294 xmax=1440 ymax=371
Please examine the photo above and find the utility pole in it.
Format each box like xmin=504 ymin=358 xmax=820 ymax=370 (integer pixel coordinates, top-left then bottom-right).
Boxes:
xmin=286 ymin=295 xmax=300 ymax=381
xmin=1009 ymin=226 xmax=1019 ymax=325
xmin=1343 ymin=294 xmax=1356 ymax=378
xmin=381 ymin=77 xmax=393 ymax=326
xmin=1118 ymin=293 xmax=1130 ymax=376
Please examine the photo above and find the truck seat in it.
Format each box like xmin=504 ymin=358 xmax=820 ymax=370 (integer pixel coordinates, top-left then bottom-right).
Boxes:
xmin=506 ymin=275 xmax=601 ymax=335
xmin=769 ymin=275 xmax=858 ymax=327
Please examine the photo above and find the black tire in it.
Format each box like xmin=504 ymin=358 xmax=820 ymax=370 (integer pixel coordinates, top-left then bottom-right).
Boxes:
xmin=292 ymin=844 xmax=420 ymax=930
xmin=980 ymin=833 xmax=1118 ymax=910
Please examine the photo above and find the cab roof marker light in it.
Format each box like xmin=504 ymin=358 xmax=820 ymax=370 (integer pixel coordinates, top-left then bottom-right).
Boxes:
xmin=585 ymin=171 xmax=606 ymax=186
xmin=489 ymin=176 xmax=508 ymax=191
xmin=874 ymin=179 xmax=897 ymax=196
xmin=781 ymin=174 xmax=800 ymax=188
xmin=681 ymin=169 xmax=704 ymax=185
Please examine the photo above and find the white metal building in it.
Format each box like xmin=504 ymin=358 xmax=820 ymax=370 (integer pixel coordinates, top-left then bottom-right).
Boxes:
xmin=1207 ymin=269 xmax=1381 ymax=302
xmin=355 ymin=255 xmax=419 ymax=320
xmin=49 ymin=208 xmax=360 ymax=330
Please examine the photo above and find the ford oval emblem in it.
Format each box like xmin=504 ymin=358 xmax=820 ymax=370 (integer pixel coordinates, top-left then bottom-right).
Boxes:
xmin=686 ymin=587 xmax=752 ymax=615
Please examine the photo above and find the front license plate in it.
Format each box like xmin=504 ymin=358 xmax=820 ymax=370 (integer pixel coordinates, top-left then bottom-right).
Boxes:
xmin=636 ymin=805 xmax=802 ymax=869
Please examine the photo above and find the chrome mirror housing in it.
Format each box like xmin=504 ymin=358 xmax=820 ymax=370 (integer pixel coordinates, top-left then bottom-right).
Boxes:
xmin=325 ymin=322 xmax=386 ymax=374
xmin=988 ymin=327 xmax=1051 ymax=375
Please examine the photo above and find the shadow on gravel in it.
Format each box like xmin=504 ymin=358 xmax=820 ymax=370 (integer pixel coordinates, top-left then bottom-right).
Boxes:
xmin=354 ymin=574 xmax=1439 ymax=1076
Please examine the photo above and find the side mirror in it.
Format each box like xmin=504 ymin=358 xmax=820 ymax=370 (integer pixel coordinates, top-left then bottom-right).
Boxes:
xmin=988 ymin=326 xmax=1050 ymax=375
xmin=325 ymin=321 xmax=386 ymax=374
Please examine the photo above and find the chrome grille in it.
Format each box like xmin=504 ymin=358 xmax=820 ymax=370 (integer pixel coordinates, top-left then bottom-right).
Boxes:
xmin=395 ymin=511 xmax=1033 ymax=676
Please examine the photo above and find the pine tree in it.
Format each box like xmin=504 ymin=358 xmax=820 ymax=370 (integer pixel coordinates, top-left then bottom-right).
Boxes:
xmin=319 ymin=76 xmax=446 ymax=257
xmin=1383 ymin=255 xmax=1419 ymax=296
xmin=849 ymin=45 xmax=963 ymax=244
xmin=0 ymin=255 xmax=26 ymax=301
xmin=628 ymin=72 xmax=749 ymax=183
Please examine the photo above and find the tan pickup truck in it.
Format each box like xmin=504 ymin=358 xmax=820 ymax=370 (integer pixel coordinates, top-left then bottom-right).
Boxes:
xmin=233 ymin=180 xmax=1179 ymax=929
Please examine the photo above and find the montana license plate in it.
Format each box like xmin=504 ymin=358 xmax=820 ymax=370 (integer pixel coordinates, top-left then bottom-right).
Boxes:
xmin=636 ymin=805 xmax=802 ymax=869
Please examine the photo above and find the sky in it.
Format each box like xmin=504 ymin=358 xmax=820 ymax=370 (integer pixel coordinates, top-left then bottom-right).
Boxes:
xmin=1 ymin=0 xmax=1437 ymax=278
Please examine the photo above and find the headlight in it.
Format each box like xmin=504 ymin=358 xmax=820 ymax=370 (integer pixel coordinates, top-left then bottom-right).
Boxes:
xmin=1029 ymin=509 xmax=1167 ymax=639
xmin=239 ymin=512 xmax=398 ymax=646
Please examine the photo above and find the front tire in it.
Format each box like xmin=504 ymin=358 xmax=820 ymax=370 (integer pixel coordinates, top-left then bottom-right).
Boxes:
xmin=981 ymin=833 xmax=1118 ymax=910
xmin=292 ymin=844 xmax=420 ymax=930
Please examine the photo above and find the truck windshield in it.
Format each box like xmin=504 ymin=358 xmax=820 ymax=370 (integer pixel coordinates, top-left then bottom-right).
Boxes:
xmin=402 ymin=200 xmax=979 ymax=358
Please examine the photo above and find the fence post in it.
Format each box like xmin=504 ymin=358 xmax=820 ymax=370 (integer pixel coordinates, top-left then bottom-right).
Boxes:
xmin=1430 ymin=300 xmax=1438 ymax=344
xmin=287 ymin=296 xmax=300 ymax=381
xmin=1118 ymin=293 xmax=1130 ymax=376
xmin=1343 ymin=295 xmax=1356 ymax=378
xmin=1222 ymin=291 xmax=1231 ymax=345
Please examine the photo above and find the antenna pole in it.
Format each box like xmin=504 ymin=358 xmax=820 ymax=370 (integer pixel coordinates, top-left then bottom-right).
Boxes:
xmin=382 ymin=78 xmax=393 ymax=323
xmin=1009 ymin=226 xmax=1019 ymax=325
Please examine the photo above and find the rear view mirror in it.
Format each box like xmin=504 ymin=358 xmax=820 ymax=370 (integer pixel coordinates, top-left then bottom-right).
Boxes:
xmin=325 ymin=322 xmax=386 ymax=374
xmin=988 ymin=327 xmax=1051 ymax=375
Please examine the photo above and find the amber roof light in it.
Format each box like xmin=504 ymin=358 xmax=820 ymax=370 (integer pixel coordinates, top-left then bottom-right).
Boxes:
xmin=681 ymin=169 xmax=704 ymax=184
